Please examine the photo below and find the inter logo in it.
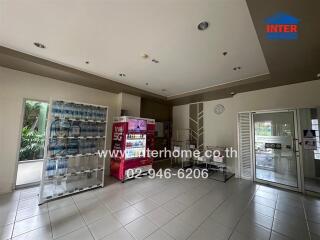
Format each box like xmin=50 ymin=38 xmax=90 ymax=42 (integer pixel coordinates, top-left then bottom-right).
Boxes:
xmin=265 ymin=12 xmax=300 ymax=40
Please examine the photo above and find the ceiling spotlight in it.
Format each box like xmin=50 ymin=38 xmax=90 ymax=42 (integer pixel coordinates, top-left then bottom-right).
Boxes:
xmin=152 ymin=59 xmax=159 ymax=63
xmin=34 ymin=42 xmax=46 ymax=49
xmin=119 ymin=73 xmax=126 ymax=77
xmin=197 ymin=21 xmax=209 ymax=31
xmin=223 ymin=52 xmax=228 ymax=56
xmin=230 ymin=92 xmax=236 ymax=96
xmin=233 ymin=66 xmax=242 ymax=71
xmin=145 ymin=82 xmax=149 ymax=86
xmin=85 ymin=61 xmax=90 ymax=64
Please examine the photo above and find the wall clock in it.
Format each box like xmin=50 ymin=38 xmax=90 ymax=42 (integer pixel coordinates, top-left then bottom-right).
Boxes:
xmin=214 ymin=104 xmax=225 ymax=115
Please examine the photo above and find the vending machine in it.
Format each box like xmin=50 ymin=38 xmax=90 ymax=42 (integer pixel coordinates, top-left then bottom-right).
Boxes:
xmin=110 ymin=116 xmax=155 ymax=182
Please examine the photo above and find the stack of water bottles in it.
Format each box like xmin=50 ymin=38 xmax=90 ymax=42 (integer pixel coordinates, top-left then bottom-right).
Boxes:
xmin=51 ymin=101 xmax=106 ymax=122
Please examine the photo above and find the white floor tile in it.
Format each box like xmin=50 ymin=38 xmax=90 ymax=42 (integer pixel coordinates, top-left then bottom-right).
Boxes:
xmin=188 ymin=217 xmax=232 ymax=240
xmin=12 ymin=226 xmax=52 ymax=240
xmin=12 ymin=213 xmax=50 ymax=237
xmin=162 ymin=218 xmax=195 ymax=240
xmin=132 ymin=199 xmax=158 ymax=214
xmin=18 ymin=197 xmax=39 ymax=211
xmin=146 ymin=207 xmax=174 ymax=227
xmin=50 ymin=204 xmax=85 ymax=239
xmin=125 ymin=216 xmax=158 ymax=240
xmin=0 ymin=210 xmax=16 ymax=227
xmin=113 ymin=206 xmax=143 ymax=226
xmin=100 ymin=228 xmax=134 ymax=240
xmin=16 ymin=204 xmax=48 ymax=222
xmin=145 ymin=229 xmax=174 ymax=240
xmin=0 ymin=223 xmax=13 ymax=240
xmin=162 ymin=199 xmax=188 ymax=216
xmin=55 ymin=227 xmax=94 ymax=240
xmin=76 ymin=198 xmax=110 ymax=224
xmin=102 ymin=197 xmax=130 ymax=213
xmin=88 ymin=214 xmax=122 ymax=240
xmin=48 ymin=197 xmax=75 ymax=211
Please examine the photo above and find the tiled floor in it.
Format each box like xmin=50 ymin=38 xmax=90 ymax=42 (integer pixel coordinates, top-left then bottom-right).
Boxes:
xmin=1 ymin=174 xmax=320 ymax=240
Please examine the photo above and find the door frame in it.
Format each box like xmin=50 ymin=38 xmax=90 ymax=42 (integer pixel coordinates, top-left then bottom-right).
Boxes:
xmin=251 ymin=109 xmax=303 ymax=192
xmin=14 ymin=98 xmax=49 ymax=190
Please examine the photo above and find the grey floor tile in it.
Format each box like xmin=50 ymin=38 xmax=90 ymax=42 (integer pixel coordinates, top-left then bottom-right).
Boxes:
xmin=145 ymin=229 xmax=174 ymax=240
xmin=114 ymin=206 xmax=143 ymax=226
xmin=132 ymin=199 xmax=159 ymax=214
xmin=272 ymin=218 xmax=309 ymax=240
xmin=100 ymin=228 xmax=134 ymax=240
xmin=125 ymin=216 xmax=158 ymax=240
xmin=12 ymin=213 xmax=50 ymax=237
xmin=235 ymin=220 xmax=271 ymax=240
xmin=188 ymin=217 xmax=233 ymax=240
xmin=50 ymin=204 xmax=85 ymax=239
xmin=270 ymin=231 xmax=292 ymax=240
xmin=146 ymin=207 xmax=174 ymax=227
xmin=11 ymin=226 xmax=52 ymax=240
xmin=0 ymin=223 xmax=14 ymax=240
xmin=55 ymin=227 xmax=94 ymax=240
xmin=88 ymin=214 xmax=122 ymax=240
xmin=162 ymin=218 xmax=196 ymax=240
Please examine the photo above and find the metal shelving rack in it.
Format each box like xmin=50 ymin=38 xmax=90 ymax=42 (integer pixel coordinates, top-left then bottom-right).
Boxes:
xmin=39 ymin=100 xmax=108 ymax=204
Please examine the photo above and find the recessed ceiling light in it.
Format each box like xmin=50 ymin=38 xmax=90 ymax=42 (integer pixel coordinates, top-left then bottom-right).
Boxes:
xmin=223 ymin=52 xmax=228 ymax=56
xmin=233 ymin=66 xmax=242 ymax=71
xmin=161 ymin=89 xmax=167 ymax=92
xmin=230 ymin=92 xmax=236 ymax=96
xmin=119 ymin=73 xmax=126 ymax=77
xmin=197 ymin=21 xmax=209 ymax=31
xmin=141 ymin=53 xmax=149 ymax=59
xmin=33 ymin=42 xmax=46 ymax=49
xmin=145 ymin=82 xmax=149 ymax=86
xmin=152 ymin=59 xmax=159 ymax=63
xmin=85 ymin=61 xmax=90 ymax=64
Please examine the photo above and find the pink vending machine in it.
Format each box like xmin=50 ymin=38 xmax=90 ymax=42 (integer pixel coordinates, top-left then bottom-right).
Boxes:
xmin=110 ymin=116 xmax=155 ymax=182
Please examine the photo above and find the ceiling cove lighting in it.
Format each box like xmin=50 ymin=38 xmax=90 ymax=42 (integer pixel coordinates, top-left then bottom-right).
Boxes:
xmin=33 ymin=42 xmax=46 ymax=49
xmin=197 ymin=21 xmax=209 ymax=31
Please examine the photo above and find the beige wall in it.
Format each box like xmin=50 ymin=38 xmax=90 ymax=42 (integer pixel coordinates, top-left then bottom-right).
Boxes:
xmin=118 ymin=92 xmax=141 ymax=117
xmin=0 ymin=66 xmax=121 ymax=194
xmin=173 ymin=79 xmax=320 ymax=176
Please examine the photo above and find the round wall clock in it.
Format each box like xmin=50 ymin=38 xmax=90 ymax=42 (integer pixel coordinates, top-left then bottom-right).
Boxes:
xmin=214 ymin=104 xmax=225 ymax=115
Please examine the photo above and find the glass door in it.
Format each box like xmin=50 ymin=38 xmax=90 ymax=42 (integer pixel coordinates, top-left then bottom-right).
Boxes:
xmin=253 ymin=110 xmax=300 ymax=190
xmin=299 ymin=108 xmax=320 ymax=194
xmin=16 ymin=99 xmax=49 ymax=188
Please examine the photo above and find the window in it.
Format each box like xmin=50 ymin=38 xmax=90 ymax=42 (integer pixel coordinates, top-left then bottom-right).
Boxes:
xmin=311 ymin=119 xmax=320 ymax=160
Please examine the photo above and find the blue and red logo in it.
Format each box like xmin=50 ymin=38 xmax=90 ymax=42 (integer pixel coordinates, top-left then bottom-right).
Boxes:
xmin=265 ymin=12 xmax=300 ymax=40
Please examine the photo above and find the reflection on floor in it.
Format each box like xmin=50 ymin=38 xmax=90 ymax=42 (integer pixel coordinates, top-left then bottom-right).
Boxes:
xmin=305 ymin=177 xmax=320 ymax=194
xmin=256 ymin=168 xmax=297 ymax=187
xmin=16 ymin=161 xmax=43 ymax=187
xmin=1 ymin=173 xmax=320 ymax=240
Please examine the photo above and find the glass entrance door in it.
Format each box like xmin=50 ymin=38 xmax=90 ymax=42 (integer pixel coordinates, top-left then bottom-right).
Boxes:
xmin=253 ymin=111 xmax=300 ymax=189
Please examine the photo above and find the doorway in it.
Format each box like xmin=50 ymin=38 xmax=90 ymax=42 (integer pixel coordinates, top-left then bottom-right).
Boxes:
xmin=15 ymin=99 xmax=49 ymax=188
xmin=252 ymin=110 xmax=301 ymax=191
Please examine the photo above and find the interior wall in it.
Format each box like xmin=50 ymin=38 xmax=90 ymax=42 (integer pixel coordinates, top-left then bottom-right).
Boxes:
xmin=0 ymin=66 xmax=121 ymax=194
xmin=118 ymin=92 xmax=141 ymax=117
xmin=172 ymin=104 xmax=189 ymax=141
xmin=173 ymin=79 xmax=320 ymax=176
xmin=140 ymin=98 xmax=172 ymax=122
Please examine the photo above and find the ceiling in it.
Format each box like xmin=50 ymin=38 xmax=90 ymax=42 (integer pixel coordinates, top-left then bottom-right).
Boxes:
xmin=0 ymin=0 xmax=269 ymax=98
